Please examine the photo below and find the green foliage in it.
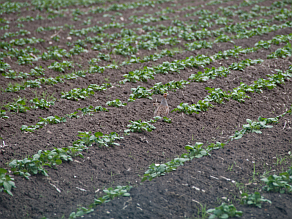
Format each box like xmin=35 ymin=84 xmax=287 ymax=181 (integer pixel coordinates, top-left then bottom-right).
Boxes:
xmin=98 ymin=52 xmax=111 ymax=61
xmin=21 ymin=115 xmax=66 ymax=132
xmin=128 ymin=86 xmax=153 ymax=101
xmin=9 ymin=155 xmax=48 ymax=179
xmin=123 ymin=67 xmax=155 ymax=83
xmin=151 ymin=80 xmax=189 ymax=94
xmin=9 ymin=143 xmax=87 ymax=180
xmin=185 ymin=142 xmax=211 ymax=159
xmin=95 ymin=132 xmax=124 ymax=147
xmin=0 ymin=168 xmax=16 ymax=196
xmin=230 ymin=117 xmax=276 ymax=140
xmin=186 ymin=40 xmax=213 ymax=51
xmin=206 ymin=203 xmax=243 ymax=219
xmin=48 ymin=61 xmax=74 ymax=72
xmin=172 ymin=101 xmax=213 ymax=115
xmin=142 ymin=157 xmax=190 ymax=182
xmin=61 ymin=88 xmax=94 ymax=101
xmin=93 ymin=185 xmax=132 ymax=205
xmin=106 ymin=99 xmax=127 ymax=107
xmin=29 ymin=98 xmax=55 ymax=109
xmin=229 ymin=59 xmax=263 ymax=71
xmin=0 ymin=110 xmax=9 ymax=119
xmin=74 ymin=131 xmax=123 ymax=147
xmin=189 ymin=67 xmax=230 ymax=82
xmin=142 ymin=141 xmax=221 ymax=182
xmin=205 ymin=87 xmax=230 ymax=104
xmin=261 ymin=167 xmax=292 ymax=193
xmin=267 ymin=43 xmax=292 ymax=58
xmin=125 ymin=120 xmax=156 ymax=133
xmin=5 ymin=97 xmax=29 ymax=113
xmin=0 ymin=60 xmax=11 ymax=72
xmin=241 ymin=192 xmax=271 ymax=208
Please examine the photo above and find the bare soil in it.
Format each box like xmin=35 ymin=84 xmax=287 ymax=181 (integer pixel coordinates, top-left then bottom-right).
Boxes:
xmin=0 ymin=0 xmax=292 ymax=218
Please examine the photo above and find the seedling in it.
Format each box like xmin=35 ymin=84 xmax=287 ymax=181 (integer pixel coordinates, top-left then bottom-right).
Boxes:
xmin=0 ymin=168 xmax=16 ymax=196
xmin=106 ymin=99 xmax=127 ymax=107
xmin=206 ymin=203 xmax=242 ymax=219
xmin=240 ymin=192 xmax=271 ymax=208
xmin=125 ymin=120 xmax=156 ymax=133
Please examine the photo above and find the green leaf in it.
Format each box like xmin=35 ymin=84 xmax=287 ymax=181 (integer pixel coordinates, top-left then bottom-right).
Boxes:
xmin=55 ymin=159 xmax=62 ymax=165
xmin=94 ymin=132 xmax=103 ymax=137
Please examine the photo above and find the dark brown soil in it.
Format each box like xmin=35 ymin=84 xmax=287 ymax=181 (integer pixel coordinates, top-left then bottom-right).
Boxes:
xmin=0 ymin=0 xmax=292 ymax=218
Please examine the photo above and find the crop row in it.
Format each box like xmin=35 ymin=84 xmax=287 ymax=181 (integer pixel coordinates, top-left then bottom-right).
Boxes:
xmin=1 ymin=33 xmax=290 ymax=122
xmin=3 ymin=61 xmax=291 ymax=196
xmin=172 ymin=66 xmax=292 ymax=115
xmin=0 ymin=0 xmax=287 ymax=55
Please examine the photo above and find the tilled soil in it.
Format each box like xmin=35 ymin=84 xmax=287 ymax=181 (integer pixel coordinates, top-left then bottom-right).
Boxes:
xmin=0 ymin=0 xmax=292 ymax=218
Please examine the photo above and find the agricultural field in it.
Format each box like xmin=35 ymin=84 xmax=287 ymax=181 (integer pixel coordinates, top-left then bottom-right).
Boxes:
xmin=1 ymin=0 xmax=292 ymax=218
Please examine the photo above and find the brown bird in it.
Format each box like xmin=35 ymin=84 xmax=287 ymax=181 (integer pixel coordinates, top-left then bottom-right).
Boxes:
xmin=153 ymin=93 xmax=169 ymax=117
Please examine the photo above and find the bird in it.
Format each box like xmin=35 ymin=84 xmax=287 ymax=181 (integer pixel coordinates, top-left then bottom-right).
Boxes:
xmin=153 ymin=93 xmax=169 ymax=117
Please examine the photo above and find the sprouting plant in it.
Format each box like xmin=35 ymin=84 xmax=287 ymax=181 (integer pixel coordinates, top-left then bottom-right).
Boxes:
xmin=29 ymin=98 xmax=55 ymax=109
xmin=61 ymin=88 xmax=94 ymax=101
xmin=5 ymin=97 xmax=29 ymax=113
xmin=240 ymin=192 xmax=271 ymax=208
xmin=261 ymin=172 xmax=292 ymax=194
xmin=106 ymin=99 xmax=127 ymax=107
xmin=206 ymin=203 xmax=243 ymax=219
xmin=9 ymin=155 xmax=48 ymax=179
xmin=125 ymin=120 xmax=156 ymax=133
xmin=78 ymin=106 xmax=95 ymax=116
xmin=95 ymin=132 xmax=124 ymax=147
xmin=48 ymin=61 xmax=74 ymax=72
xmin=0 ymin=110 xmax=9 ymax=119
xmin=128 ymin=86 xmax=153 ymax=101
xmin=98 ymin=52 xmax=111 ymax=61
xmin=0 ymin=168 xmax=16 ymax=196
xmin=185 ymin=142 xmax=211 ymax=159
xmin=267 ymin=43 xmax=292 ymax=59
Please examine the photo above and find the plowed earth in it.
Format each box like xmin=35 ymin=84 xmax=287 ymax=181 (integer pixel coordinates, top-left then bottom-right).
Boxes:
xmin=0 ymin=0 xmax=292 ymax=218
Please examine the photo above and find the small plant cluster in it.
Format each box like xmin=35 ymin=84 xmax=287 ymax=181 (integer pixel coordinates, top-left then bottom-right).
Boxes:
xmin=142 ymin=142 xmax=225 ymax=182
xmin=1 ymin=29 xmax=30 ymax=39
xmin=231 ymin=103 xmax=292 ymax=141
xmin=124 ymin=119 xmax=156 ymax=133
xmin=207 ymin=203 xmax=242 ymax=219
xmin=230 ymin=117 xmax=276 ymax=140
xmin=69 ymin=185 xmax=132 ymax=218
xmin=228 ymin=59 xmax=263 ymax=71
xmin=261 ymin=167 xmax=292 ymax=193
xmin=75 ymin=105 xmax=108 ymax=117
xmin=4 ymin=65 xmax=108 ymax=92
xmin=189 ymin=66 xmax=230 ymax=82
xmin=8 ymin=130 xmax=123 ymax=182
xmin=75 ymin=131 xmax=123 ymax=148
xmin=121 ymin=49 xmax=178 ymax=66
xmin=240 ymin=192 xmax=271 ymax=208
xmin=128 ymin=86 xmax=153 ymax=101
xmin=267 ymin=42 xmax=292 ymax=59
xmin=48 ymin=61 xmax=74 ymax=72
xmin=20 ymin=105 xmax=108 ymax=132
xmin=151 ymin=80 xmax=190 ymax=94
xmin=9 ymin=144 xmax=87 ymax=180
xmin=0 ymin=168 xmax=16 ymax=196
xmin=61 ymin=83 xmax=111 ymax=101
xmin=21 ymin=115 xmax=67 ymax=132
xmin=122 ymin=55 xmax=212 ymax=83
xmin=2 ymin=95 xmax=55 ymax=116
xmin=106 ymin=99 xmax=127 ymax=107
xmin=174 ymin=68 xmax=292 ymax=115
xmin=0 ymin=110 xmax=9 ymax=119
